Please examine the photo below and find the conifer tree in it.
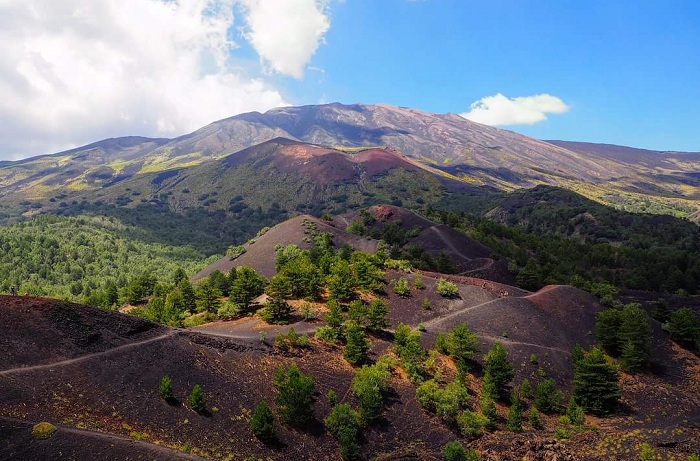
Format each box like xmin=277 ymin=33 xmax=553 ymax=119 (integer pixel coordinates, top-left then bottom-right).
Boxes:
xmin=483 ymin=341 xmax=514 ymax=400
xmin=189 ymin=384 xmax=206 ymax=413
xmin=250 ymin=401 xmax=275 ymax=442
xmin=273 ymin=363 xmax=316 ymax=429
xmin=572 ymin=347 xmax=620 ymax=416
xmin=344 ymin=321 xmax=369 ymax=366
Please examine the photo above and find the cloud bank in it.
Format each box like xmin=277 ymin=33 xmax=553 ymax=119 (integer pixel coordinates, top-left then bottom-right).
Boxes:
xmin=460 ymin=93 xmax=570 ymax=126
xmin=0 ymin=0 xmax=331 ymax=159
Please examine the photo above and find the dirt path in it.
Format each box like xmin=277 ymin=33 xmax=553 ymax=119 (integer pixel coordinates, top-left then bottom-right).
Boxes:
xmin=459 ymin=258 xmax=495 ymax=275
xmin=192 ymin=318 xmax=318 ymax=341
xmin=0 ymin=415 xmax=208 ymax=460
xmin=474 ymin=334 xmax=571 ymax=354
xmin=422 ymin=297 xmax=503 ymax=329
xmin=427 ymin=226 xmax=474 ymax=261
xmin=0 ymin=332 xmax=176 ymax=376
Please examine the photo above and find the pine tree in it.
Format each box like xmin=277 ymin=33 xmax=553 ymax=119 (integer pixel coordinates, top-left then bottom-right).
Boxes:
xmin=534 ymin=378 xmax=562 ymax=413
xmin=195 ymin=279 xmax=222 ymax=313
xmin=324 ymin=403 xmax=361 ymax=460
xmin=506 ymin=388 xmax=523 ymax=432
xmin=159 ymin=375 xmax=174 ymax=401
xmin=366 ymin=298 xmax=389 ymax=331
xmin=565 ymin=397 xmax=585 ymax=426
xmin=481 ymin=396 xmax=498 ymax=430
xmin=273 ymin=363 xmax=316 ymax=429
xmin=445 ymin=323 xmax=480 ymax=363
xmin=618 ymin=303 xmax=651 ymax=372
xmin=572 ymin=347 xmax=620 ymax=416
xmin=178 ymin=278 xmax=196 ymax=312
xmin=344 ymin=321 xmax=369 ymax=366
xmin=529 ymin=408 xmax=542 ymax=429
xmin=250 ymin=401 xmax=275 ymax=442
xmin=325 ymin=299 xmax=345 ymax=331
xmin=189 ymin=384 xmax=206 ymax=413
xmin=596 ymin=308 xmax=622 ymax=355
xmin=483 ymin=342 xmax=514 ymax=400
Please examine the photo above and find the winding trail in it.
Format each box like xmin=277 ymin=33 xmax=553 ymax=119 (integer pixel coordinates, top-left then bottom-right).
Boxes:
xmin=426 ymin=226 xmax=495 ymax=275
xmin=422 ymin=297 xmax=502 ymax=329
xmin=0 ymin=416 xmax=208 ymax=460
xmin=474 ymin=334 xmax=570 ymax=354
xmin=0 ymin=332 xmax=176 ymax=376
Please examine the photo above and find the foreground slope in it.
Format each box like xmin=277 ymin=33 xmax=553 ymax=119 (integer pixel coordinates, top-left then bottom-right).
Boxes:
xmin=1 ymin=284 xmax=699 ymax=459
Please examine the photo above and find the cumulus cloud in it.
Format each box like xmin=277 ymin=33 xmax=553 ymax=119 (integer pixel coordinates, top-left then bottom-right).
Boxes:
xmin=238 ymin=0 xmax=330 ymax=79
xmin=0 ymin=0 xmax=331 ymax=159
xmin=460 ymin=93 xmax=570 ymax=126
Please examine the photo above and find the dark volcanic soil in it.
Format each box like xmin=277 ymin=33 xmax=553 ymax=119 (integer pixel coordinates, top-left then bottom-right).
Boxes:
xmin=2 ymin=290 xmax=700 ymax=460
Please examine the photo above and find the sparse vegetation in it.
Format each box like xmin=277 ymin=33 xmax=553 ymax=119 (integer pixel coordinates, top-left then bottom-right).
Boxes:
xmin=32 ymin=422 xmax=57 ymax=440
xmin=437 ymin=278 xmax=459 ymax=298
xmin=189 ymin=384 xmax=206 ymax=413
xmin=273 ymin=363 xmax=316 ymax=429
xmin=250 ymin=401 xmax=275 ymax=442
xmin=159 ymin=375 xmax=174 ymax=401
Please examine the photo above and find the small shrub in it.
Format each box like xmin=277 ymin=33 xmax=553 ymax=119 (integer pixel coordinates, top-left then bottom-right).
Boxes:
xmin=315 ymin=325 xmax=340 ymax=344
xmin=275 ymin=328 xmax=311 ymax=350
xmin=530 ymin=353 xmax=538 ymax=365
xmin=444 ymin=441 xmax=475 ymax=461
xmin=301 ymin=302 xmax=316 ymax=320
xmin=159 ymin=375 xmax=174 ymax=401
xmin=327 ymin=389 xmax=339 ymax=406
xmin=217 ymin=302 xmax=242 ymax=320
xmin=32 ymin=422 xmax=57 ymax=440
xmin=422 ymin=298 xmax=431 ymax=310
xmin=457 ymin=410 xmax=488 ymax=437
xmin=437 ymin=278 xmax=459 ymax=298
xmin=393 ymin=277 xmax=411 ymax=297
xmin=520 ymin=378 xmax=532 ymax=399
xmin=250 ymin=401 xmax=275 ymax=442
xmin=413 ymin=274 xmax=426 ymax=290
xmin=226 ymin=245 xmax=246 ymax=259
xmin=189 ymin=384 xmax=206 ymax=413
xmin=529 ymin=408 xmax=543 ymax=429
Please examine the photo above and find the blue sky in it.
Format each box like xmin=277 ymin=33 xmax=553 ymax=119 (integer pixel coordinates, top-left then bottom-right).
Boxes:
xmin=0 ymin=0 xmax=698 ymax=158
xmin=293 ymin=0 xmax=700 ymax=151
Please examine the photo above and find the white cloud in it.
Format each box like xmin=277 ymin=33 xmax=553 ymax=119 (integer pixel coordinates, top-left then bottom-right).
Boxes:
xmin=238 ymin=0 xmax=330 ymax=79
xmin=0 ymin=0 xmax=331 ymax=159
xmin=460 ymin=93 xmax=570 ymax=126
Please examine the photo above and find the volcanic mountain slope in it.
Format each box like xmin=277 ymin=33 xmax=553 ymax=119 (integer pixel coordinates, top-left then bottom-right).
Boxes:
xmin=59 ymin=137 xmax=470 ymax=220
xmin=2 ymin=103 xmax=698 ymax=219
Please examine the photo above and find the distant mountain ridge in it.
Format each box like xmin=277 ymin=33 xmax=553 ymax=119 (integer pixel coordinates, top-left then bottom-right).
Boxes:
xmin=1 ymin=103 xmax=698 ymax=219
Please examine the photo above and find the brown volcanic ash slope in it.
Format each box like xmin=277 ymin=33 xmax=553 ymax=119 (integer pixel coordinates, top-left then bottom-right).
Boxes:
xmin=0 ymin=298 xmax=459 ymax=460
xmin=0 ymin=295 xmax=167 ymax=370
xmin=415 ymin=283 xmax=602 ymax=384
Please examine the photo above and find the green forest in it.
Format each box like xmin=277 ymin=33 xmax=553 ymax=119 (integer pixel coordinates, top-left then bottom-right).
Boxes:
xmin=0 ymin=214 xmax=217 ymax=302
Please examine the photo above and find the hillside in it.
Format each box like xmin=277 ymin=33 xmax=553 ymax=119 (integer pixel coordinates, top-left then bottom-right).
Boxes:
xmin=2 ymin=276 xmax=700 ymax=460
